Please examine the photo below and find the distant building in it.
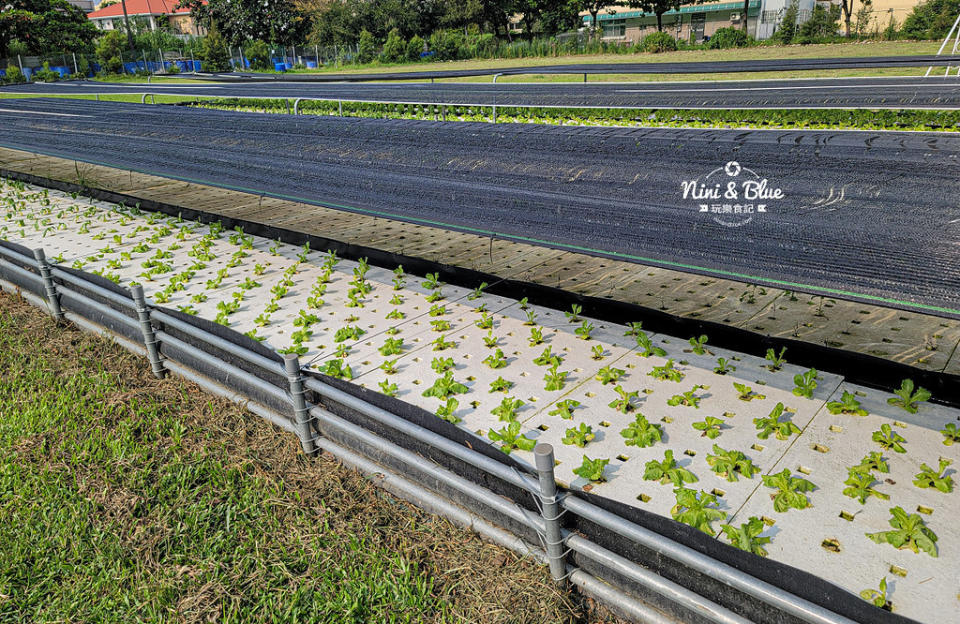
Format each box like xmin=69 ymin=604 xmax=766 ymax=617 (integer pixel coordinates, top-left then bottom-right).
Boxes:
xmin=66 ymin=0 xmax=96 ymax=12
xmin=86 ymin=0 xmax=206 ymax=36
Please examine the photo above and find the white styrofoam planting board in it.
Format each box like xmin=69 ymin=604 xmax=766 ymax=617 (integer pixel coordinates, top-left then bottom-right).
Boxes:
xmin=3 ymin=180 xmax=958 ymax=623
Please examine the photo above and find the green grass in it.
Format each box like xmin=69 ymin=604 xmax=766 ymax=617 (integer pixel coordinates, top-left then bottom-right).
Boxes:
xmin=0 ymin=92 xmax=201 ymax=105
xmin=267 ymin=39 xmax=942 ymax=80
xmin=0 ymin=291 xmax=600 ymax=623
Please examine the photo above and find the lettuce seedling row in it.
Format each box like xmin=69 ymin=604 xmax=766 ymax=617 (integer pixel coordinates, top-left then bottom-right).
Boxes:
xmin=2 ymin=179 xmax=958 ymax=624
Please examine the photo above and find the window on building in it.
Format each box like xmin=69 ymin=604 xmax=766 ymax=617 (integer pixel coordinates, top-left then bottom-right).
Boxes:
xmin=602 ymin=19 xmax=626 ymax=38
xmin=761 ymin=10 xmax=778 ymax=23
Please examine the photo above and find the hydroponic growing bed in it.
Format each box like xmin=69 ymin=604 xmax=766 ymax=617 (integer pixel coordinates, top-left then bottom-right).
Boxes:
xmin=1 ymin=179 xmax=957 ymax=623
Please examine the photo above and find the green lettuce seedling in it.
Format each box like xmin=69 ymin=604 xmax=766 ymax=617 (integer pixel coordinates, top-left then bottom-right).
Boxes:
xmin=436 ymin=398 xmax=460 ymax=422
xmin=843 ymin=470 xmax=890 ymax=504
xmin=573 ymin=456 xmax=609 ymax=482
xmin=872 ymin=424 xmax=906 ymax=453
xmin=859 ymin=577 xmax=892 ymax=611
xmin=754 ymin=403 xmax=801 ymax=440
xmin=422 ymin=372 xmax=468 ymax=399
xmin=762 ymin=469 xmax=815 ymax=512
xmin=483 ymin=349 xmax=507 ymax=369
xmin=644 ymin=450 xmax=697 ymax=486
xmin=528 ymin=326 xmax=544 ymax=346
xmin=688 ymin=334 xmax=708 ymax=355
xmin=491 ymin=396 xmax=524 ymax=422
xmin=671 ymin=488 xmax=726 ymax=536
xmin=431 ymin=357 xmax=455 ymax=373
xmin=608 ymin=385 xmax=639 ymax=414
xmin=635 ymin=332 xmax=667 ymax=358
xmin=596 ymin=366 xmax=625 ymax=385
xmin=562 ymin=423 xmax=595 ymax=448
xmin=489 ymin=376 xmax=513 ymax=393
xmin=792 ymin=368 xmax=818 ymax=398
xmin=534 ymin=347 xmax=562 ymax=367
xmin=379 ymin=338 xmax=404 ymax=356
xmin=942 ymin=423 xmax=960 ymax=446
xmin=488 ymin=421 xmax=536 ymax=455
xmin=379 ymin=380 xmax=399 ymax=398
xmin=827 ymin=391 xmax=868 ymax=416
xmin=714 ymin=358 xmax=736 ymax=375
xmin=887 ymin=379 xmax=931 ymax=414
xmin=693 ymin=416 xmax=726 ymax=440
xmin=620 ymin=413 xmax=663 ymax=448
xmin=548 ymin=399 xmax=580 ymax=420
xmin=544 ymin=364 xmax=569 ymax=392
xmin=866 ymin=506 xmax=938 ymax=557
xmin=668 ymin=386 xmax=705 ymax=408
xmin=721 ymin=517 xmax=771 ymax=557
xmin=913 ymin=458 xmax=953 ymax=493
xmin=733 ymin=382 xmax=765 ymax=402
xmin=649 ymin=360 xmax=684 ymax=382
xmin=706 ymin=445 xmax=758 ymax=482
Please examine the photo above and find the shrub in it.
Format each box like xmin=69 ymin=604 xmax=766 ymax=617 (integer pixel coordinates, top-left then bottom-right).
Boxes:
xmin=4 ymin=64 xmax=24 ymax=84
xmin=638 ymin=31 xmax=678 ymax=53
xmin=165 ymin=62 xmax=180 ymax=74
xmin=380 ymin=28 xmax=406 ymax=63
xmin=706 ymin=27 xmax=752 ymax=49
xmin=357 ymin=29 xmax=378 ymax=64
xmin=201 ymin=27 xmax=231 ymax=72
xmin=34 ymin=61 xmax=60 ymax=83
xmin=406 ymin=35 xmax=425 ymax=61
xmin=96 ymin=30 xmax=125 ymax=71
xmin=798 ymin=3 xmax=841 ymax=41
xmin=774 ymin=0 xmax=799 ymax=43
xmin=429 ymin=30 xmax=463 ymax=61
xmin=901 ymin=0 xmax=960 ymax=39
xmin=244 ymin=40 xmax=272 ymax=71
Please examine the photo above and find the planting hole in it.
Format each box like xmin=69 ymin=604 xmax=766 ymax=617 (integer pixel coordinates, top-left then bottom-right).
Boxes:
xmin=599 ymin=421 xmax=611 ymax=427
xmin=839 ymin=511 xmax=855 ymax=522
xmin=684 ymin=449 xmax=696 ymax=457
xmin=636 ymin=493 xmax=651 ymax=503
xmin=894 ymin=421 xmax=908 ymax=428
xmin=751 ymin=443 xmax=764 ymax=452
xmin=797 ymin=465 xmax=811 ymax=475
xmin=617 ymin=454 xmax=629 ymax=462
xmin=917 ymin=505 xmax=933 ymax=515
xmin=811 ymin=444 xmax=829 ymax=454
xmin=661 ymin=416 xmax=673 ymax=424
xmin=538 ymin=424 xmax=549 ymax=431
xmin=889 ymin=565 xmax=908 ymax=577
xmin=829 ymin=425 xmax=843 ymax=433
xmin=711 ymin=488 xmax=726 ymax=497
xmin=821 ymin=539 xmax=841 ymax=553
xmin=761 ymin=516 xmax=776 ymax=526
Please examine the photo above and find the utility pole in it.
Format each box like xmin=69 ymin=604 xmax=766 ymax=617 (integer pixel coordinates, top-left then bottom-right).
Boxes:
xmin=120 ymin=0 xmax=135 ymax=52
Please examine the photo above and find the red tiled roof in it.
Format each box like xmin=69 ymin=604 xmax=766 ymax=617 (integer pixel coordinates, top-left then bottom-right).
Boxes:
xmin=87 ymin=0 xmax=201 ymax=18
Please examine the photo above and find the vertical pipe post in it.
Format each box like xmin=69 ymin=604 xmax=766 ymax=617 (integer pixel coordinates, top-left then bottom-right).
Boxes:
xmin=338 ymin=99 xmax=343 ymax=116
xmin=72 ymin=52 xmax=79 ymax=75
xmin=130 ymin=284 xmax=165 ymax=378
xmin=442 ymin=105 xmax=446 ymax=122
xmin=534 ymin=443 xmax=567 ymax=583
xmin=492 ymin=104 xmax=497 ymax=123
xmin=284 ymin=353 xmax=316 ymax=454
xmin=34 ymin=249 xmax=64 ymax=322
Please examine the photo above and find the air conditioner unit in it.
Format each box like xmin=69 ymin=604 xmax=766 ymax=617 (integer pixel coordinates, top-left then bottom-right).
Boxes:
xmin=730 ymin=12 xmax=741 ymax=20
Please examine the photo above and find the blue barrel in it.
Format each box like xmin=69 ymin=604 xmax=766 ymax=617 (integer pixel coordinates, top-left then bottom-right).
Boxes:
xmin=0 ymin=68 xmax=6 ymax=78
xmin=274 ymin=61 xmax=286 ymax=72
xmin=305 ymin=60 xmax=317 ymax=69
xmin=22 ymin=67 xmax=32 ymax=81
xmin=284 ymin=62 xmax=293 ymax=70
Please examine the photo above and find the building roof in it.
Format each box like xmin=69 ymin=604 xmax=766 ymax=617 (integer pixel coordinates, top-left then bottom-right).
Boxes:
xmin=87 ymin=0 xmax=198 ymax=19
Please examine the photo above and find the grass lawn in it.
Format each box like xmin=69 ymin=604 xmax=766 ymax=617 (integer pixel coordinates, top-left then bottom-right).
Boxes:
xmin=0 ymin=291 xmax=613 ymax=623
xmin=0 ymin=93 xmax=203 ymax=104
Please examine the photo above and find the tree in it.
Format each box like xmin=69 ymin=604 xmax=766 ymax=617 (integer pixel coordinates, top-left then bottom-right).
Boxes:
xmin=775 ymin=0 xmax=799 ymax=43
xmin=178 ymin=0 xmax=311 ymax=47
xmin=578 ymin=0 xmax=612 ymax=34
xmin=626 ymin=0 xmax=703 ymax=32
xmin=201 ymin=24 xmax=231 ymax=71
xmin=380 ymin=28 xmax=406 ymax=62
xmin=1 ymin=0 xmax=99 ymax=56
xmin=96 ymin=28 xmax=125 ymax=73
xmin=356 ymin=29 xmax=377 ymax=64
xmin=901 ymin=0 xmax=960 ymax=39
xmin=799 ymin=2 xmax=840 ymax=39
xmin=839 ymin=0 xmax=867 ymax=36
